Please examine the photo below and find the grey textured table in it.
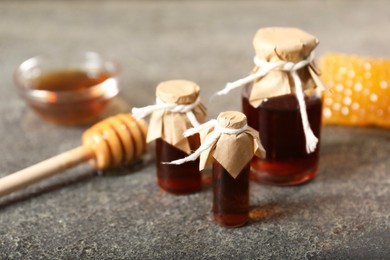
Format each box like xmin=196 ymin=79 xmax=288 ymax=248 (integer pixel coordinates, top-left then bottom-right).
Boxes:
xmin=0 ymin=1 xmax=389 ymax=259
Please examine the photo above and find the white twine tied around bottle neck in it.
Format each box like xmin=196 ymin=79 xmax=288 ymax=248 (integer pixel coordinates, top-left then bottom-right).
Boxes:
xmin=131 ymin=96 xmax=201 ymax=127
xmin=168 ymin=119 xmax=248 ymax=165
xmin=215 ymin=52 xmax=318 ymax=154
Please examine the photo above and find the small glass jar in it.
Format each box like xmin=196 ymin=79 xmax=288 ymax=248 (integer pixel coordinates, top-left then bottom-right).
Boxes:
xmin=132 ymin=80 xmax=207 ymax=195
xmin=213 ymin=160 xmax=250 ymax=227
xmin=156 ymin=134 xmax=201 ymax=194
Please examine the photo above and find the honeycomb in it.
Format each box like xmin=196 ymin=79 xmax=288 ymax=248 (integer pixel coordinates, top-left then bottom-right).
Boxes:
xmin=319 ymin=53 xmax=390 ymax=128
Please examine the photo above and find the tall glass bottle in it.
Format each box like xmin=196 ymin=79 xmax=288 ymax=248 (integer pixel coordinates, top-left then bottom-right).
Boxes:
xmin=171 ymin=111 xmax=265 ymax=227
xmin=213 ymin=161 xmax=250 ymax=227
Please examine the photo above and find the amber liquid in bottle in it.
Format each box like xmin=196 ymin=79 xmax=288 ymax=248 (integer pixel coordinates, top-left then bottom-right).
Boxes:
xmin=29 ymin=69 xmax=112 ymax=125
xmin=212 ymin=161 xmax=250 ymax=228
xmin=156 ymin=134 xmax=201 ymax=194
xmin=242 ymin=86 xmax=322 ymax=185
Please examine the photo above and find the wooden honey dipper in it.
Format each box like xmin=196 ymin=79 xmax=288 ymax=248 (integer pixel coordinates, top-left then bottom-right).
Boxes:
xmin=0 ymin=113 xmax=148 ymax=197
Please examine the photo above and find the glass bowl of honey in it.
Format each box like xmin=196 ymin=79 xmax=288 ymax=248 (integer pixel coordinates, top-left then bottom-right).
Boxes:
xmin=14 ymin=51 xmax=120 ymax=125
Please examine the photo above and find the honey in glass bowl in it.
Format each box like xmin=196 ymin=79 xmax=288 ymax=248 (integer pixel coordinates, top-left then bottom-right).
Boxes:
xmin=14 ymin=52 xmax=120 ymax=125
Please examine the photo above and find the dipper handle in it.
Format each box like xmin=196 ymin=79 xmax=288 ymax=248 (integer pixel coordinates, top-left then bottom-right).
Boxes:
xmin=0 ymin=113 xmax=148 ymax=197
xmin=0 ymin=146 xmax=93 ymax=197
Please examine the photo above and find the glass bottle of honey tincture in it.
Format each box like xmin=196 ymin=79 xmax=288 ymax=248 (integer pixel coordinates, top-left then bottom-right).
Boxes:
xmin=172 ymin=111 xmax=265 ymax=227
xmin=132 ymin=80 xmax=207 ymax=194
xmin=219 ymin=27 xmax=326 ymax=186
xmin=212 ymin=112 xmax=265 ymax=227
xmin=244 ymin=28 xmax=326 ymax=185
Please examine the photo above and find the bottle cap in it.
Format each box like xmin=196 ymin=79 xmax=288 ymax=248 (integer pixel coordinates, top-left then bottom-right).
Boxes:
xmin=247 ymin=27 xmax=325 ymax=108
xmin=147 ymin=80 xmax=206 ymax=154
xmin=217 ymin=111 xmax=247 ymax=129
xmin=201 ymin=111 xmax=265 ymax=178
xmin=156 ymin=80 xmax=200 ymax=104
xmin=253 ymin=27 xmax=319 ymax=63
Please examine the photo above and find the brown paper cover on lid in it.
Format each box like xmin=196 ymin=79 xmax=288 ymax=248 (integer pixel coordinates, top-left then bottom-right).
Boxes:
xmin=147 ymin=80 xmax=207 ymax=154
xmin=156 ymin=80 xmax=200 ymax=105
xmin=249 ymin=27 xmax=325 ymax=108
xmin=199 ymin=111 xmax=265 ymax=178
xmin=253 ymin=27 xmax=319 ymax=62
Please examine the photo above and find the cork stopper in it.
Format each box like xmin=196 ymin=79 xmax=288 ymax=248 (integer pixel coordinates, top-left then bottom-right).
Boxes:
xmin=253 ymin=27 xmax=319 ymax=63
xmin=156 ymin=80 xmax=200 ymax=105
xmin=217 ymin=111 xmax=247 ymax=129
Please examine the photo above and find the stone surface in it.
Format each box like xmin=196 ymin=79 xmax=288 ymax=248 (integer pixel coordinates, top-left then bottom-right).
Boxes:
xmin=0 ymin=1 xmax=389 ymax=259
